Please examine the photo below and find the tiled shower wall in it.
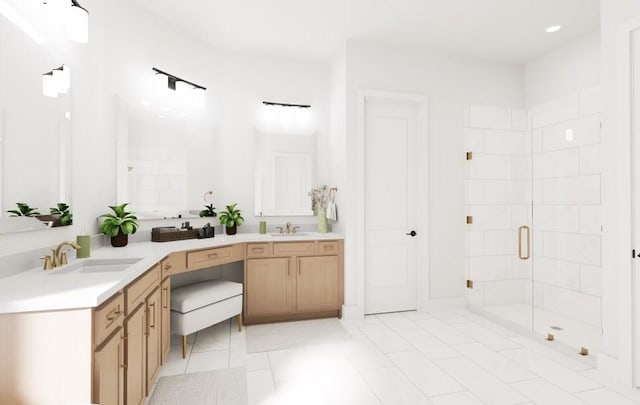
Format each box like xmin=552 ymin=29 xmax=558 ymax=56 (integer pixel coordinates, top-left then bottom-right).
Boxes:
xmin=464 ymin=87 xmax=602 ymax=329
xmin=464 ymin=105 xmax=530 ymax=308
xmin=529 ymin=87 xmax=602 ymax=328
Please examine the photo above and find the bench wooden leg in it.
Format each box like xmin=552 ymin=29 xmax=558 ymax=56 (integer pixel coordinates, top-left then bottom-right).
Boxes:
xmin=237 ymin=313 xmax=242 ymax=332
xmin=182 ymin=335 xmax=187 ymax=359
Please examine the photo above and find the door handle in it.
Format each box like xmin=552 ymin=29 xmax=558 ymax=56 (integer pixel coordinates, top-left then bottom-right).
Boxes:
xmin=518 ymin=226 xmax=530 ymax=260
xmin=406 ymin=230 xmax=417 ymax=237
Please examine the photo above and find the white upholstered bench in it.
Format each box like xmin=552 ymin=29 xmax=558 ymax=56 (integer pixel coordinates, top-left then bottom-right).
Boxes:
xmin=170 ymin=279 xmax=243 ymax=358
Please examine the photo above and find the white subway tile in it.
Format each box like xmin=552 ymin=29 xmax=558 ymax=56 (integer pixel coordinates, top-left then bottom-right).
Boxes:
xmin=484 ymin=230 xmax=516 ymax=255
xmin=579 ymin=86 xmax=602 ymax=116
xmin=465 ymin=181 xmax=485 ymax=204
xmin=484 ymin=130 xmax=526 ymax=155
xmin=510 ymin=256 xmax=529 ymax=279
xmin=511 ymin=109 xmax=529 ymax=131
xmin=534 ymin=205 xmax=580 ymax=233
xmin=533 ymin=257 xmax=580 ymax=290
xmin=532 ymin=129 xmax=543 ymax=153
xmin=580 ymin=144 xmax=601 ymax=175
xmin=530 ymin=93 xmax=579 ymax=128
xmin=467 ymin=155 xmax=511 ymax=180
xmin=510 ymin=181 xmax=531 ymax=205
xmin=533 ymin=148 xmax=580 ymax=179
xmin=484 ymin=280 xmax=528 ymax=306
xmin=468 ymin=205 xmax=511 ymax=230
xmin=483 ymin=181 xmax=510 ymax=204
xmin=469 ymin=256 xmax=510 ymax=280
xmin=465 ymin=128 xmax=484 ymax=152
xmin=511 ymin=156 xmax=530 ymax=180
xmin=580 ymin=265 xmax=602 ymax=297
xmin=465 ymin=231 xmax=484 ymax=257
xmin=542 ymin=175 xmax=600 ymax=205
xmin=541 ymin=114 xmax=600 ymax=152
xmin=542 ymin=232 xmax=601 ymax=265
xmin=580 ymin=206 xmax=602 ymax=234
xmin=469 ymin=105 xmax=511 ymax=130
xmin=510 ymin=205 xmax=529 ymax=228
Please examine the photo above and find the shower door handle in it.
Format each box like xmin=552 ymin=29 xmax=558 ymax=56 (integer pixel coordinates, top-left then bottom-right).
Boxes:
xmin=518 ymin=226 xmax=530 ymax=260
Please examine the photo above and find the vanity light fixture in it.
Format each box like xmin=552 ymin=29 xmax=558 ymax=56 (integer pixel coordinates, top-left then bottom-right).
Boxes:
xmin=67 ymin=0 xmax=89 ymax=44
xmin=42 ymin=64 xmax=70 ymax=98
xmin=152 ymin=67 xmax=207 ymax=109
xmin=262 ymin=101 xmax=311 ymax=108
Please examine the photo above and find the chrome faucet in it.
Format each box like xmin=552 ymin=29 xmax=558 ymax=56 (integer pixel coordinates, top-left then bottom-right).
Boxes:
xmin=41 ymin=241 xmax=81 ymax=270
xmin=286 ymin=222 xmax=291 ymax=234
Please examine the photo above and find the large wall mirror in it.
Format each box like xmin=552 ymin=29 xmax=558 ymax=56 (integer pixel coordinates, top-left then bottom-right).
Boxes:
xmin=253 ymin=130 xmax=316 ymax=216
xmin=0 ymin=6 xmax=73 ymax=234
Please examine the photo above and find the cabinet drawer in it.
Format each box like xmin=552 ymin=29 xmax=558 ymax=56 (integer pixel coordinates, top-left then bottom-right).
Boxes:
xmin=161 ymin=252 xmax=186 ymax=278
xmin=94 ymin=292 xmax=125 ymax=345
xmin=187 ymin=244 xmax=243 ymax=269
xmin=273 ymin=242 xmax=316 ymax=256
xmin=126 ymin=265 xmax=161 ymax=312
xmin=246 ymin=243 xmax=272 ymax=258
xmin=318 ymin=241 xmax=339 ymax=255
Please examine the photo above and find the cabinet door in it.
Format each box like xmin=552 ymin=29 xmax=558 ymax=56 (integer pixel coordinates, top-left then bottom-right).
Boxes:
xmin=146 ymin=287 xmax=162 ymax=394
xmin=296 ymin=256 xmax=340 ymax=312
xmin=93 ymin=327 xmax=124 ymax=405
xmin=161 ymin=278 xmax=171 ymax=365
xmin=246 ymin=258 xmax=292 ymax=317
xmin=125 ymin=305 xmax=146 ymax=405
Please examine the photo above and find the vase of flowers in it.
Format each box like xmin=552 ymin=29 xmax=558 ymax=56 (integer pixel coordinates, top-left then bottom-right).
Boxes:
xmin=309 ymin=185 xmax=336 ymax=233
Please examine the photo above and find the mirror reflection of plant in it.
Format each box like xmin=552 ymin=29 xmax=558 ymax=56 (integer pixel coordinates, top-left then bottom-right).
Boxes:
xmin=7 ymin=202 xmax=40 ymax=217
xmin=50 ymin=203 xmax=73 ymax=226
xmin=199 ymin=204 xmax=217 ymax=218
xmin=219 ymin=203 xmax=244 ymax=228
xmin=100 ymin=203 xmax=139 ymax=237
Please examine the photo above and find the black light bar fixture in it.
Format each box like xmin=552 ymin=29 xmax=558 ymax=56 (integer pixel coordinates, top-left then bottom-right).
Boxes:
xmin=263 ymin=101 xmax=311 ymax=108
xmin=152 ymin=67 xmax=206 ymax=91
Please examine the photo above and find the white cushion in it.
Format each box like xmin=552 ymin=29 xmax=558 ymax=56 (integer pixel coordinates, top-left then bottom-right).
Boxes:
xmin=171 ymin=280 xmax=243 ymax=314
xmin=171 ymin=295 xmax=242 ymax=336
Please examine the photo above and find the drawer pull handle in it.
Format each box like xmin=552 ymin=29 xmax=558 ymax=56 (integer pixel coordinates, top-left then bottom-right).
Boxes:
xmin=208 ymin=253 xmax=219 ymax=258
xmin=253 ymin=248 xmax=264 ymax=252
xmin=163 ymin=288 xmax=168 ymax=309
xmin=164 ymin=263 xmax=172 ymax=270
xmin=106 ymin=306 xmax=121 ymax=321
xmin=149 ymin=303 xmax=156 ymax=329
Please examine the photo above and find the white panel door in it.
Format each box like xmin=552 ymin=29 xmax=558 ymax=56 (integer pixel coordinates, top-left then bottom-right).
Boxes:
xmin=364 ymin=98 xmax=419 ymax=314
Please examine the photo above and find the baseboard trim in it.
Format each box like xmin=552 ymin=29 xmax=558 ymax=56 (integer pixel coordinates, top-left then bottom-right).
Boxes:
xmin=341 ymin=305 xmax=364 ymax=320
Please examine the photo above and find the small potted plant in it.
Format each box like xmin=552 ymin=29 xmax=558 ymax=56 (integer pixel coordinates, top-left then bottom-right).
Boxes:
xmin=50 ymin=203 xmax=73 ymax=226
xmin=199 ymin=204 xmax=217 ymax=218
xmin=100 ymin=203 xmax=139 ymax=247
xmin=7 ymin=202 xmax=40 ymax=217
xmin=219 ymin=203 xmax=244 ymax=235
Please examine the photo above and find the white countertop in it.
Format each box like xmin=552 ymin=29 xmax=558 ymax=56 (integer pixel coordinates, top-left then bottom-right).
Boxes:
xmin=0 ymin=232 xmax=343 ymax=315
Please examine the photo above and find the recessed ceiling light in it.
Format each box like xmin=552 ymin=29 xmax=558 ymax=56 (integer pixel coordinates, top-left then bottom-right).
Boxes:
xmin=546 ymin=25 xmax=562 ymax=33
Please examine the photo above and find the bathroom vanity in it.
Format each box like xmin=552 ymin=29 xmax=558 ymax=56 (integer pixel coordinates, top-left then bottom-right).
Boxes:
xmin=0 ymin=233 xmax=343 ymax=405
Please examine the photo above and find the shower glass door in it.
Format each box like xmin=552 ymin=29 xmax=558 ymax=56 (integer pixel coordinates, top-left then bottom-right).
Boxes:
xmin=464 ymin=105 xmax=533 ymax=333
xmin=465 ymin=102 xmax=603 ymax=354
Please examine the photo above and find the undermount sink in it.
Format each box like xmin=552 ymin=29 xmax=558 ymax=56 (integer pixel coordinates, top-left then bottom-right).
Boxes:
xmin=49 ymin=258 xmax=143 ymax=275
xmin=269 ymin=232 xmax=310 ymax=237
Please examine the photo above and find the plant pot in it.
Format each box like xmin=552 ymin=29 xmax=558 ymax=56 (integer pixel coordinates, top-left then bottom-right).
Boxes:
xmin=317 ymin=208 xmax=329 ymax=233
xmin=111 ymin=233 xmax=129 ymax=247
xmin=225 ymin=225 xmax=237 ymax=235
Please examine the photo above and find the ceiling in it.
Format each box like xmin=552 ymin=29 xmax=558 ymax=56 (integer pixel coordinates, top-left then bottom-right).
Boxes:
xmin=132 ymin=0 xmax=600 ymax=64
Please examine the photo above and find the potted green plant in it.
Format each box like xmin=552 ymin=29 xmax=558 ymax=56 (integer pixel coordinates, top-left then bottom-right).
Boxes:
xmin=50 ymin=203 xmax=73 ymax=226
xmin=219 ymin=203 xmax=244 ymax=235
xmin=100 ymin=203 xmax=139 ymax=247
xmin=199 ymin=204 xmax=217 ymax=218
xmin=7 ymin=202 xmax=40 ymax=217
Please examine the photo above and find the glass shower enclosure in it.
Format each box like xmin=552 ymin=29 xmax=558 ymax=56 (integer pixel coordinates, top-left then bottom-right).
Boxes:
xmin=464 ymin=96 xmax=603 ymax=354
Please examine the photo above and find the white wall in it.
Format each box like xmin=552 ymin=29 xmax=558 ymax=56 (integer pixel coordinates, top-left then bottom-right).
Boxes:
xmin=343 ymin=41 xmax=525 ymax=314
xmin=524 ymin=31 xmax=600 ymax=106
xmin=600 ymin=0 xmax=640 ymax=385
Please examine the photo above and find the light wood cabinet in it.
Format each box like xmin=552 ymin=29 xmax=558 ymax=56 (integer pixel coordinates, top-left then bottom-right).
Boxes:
xmin=161 ymin=252 xmax=186 ymax=278
xmin=146 ymin=287 xmax=162 ymax=395
xmin=297 ymin=256 xmax=340 ymax=312
xmin=125 ymin=304 xmax=147 ymax=405
xmin=93 ymin=328 xmax=124 ymax=405
xmin=161 ymin=278 xmax=171 ymax=364
xmin=244 ymin=240 xmax=344 ymax=324
xmin=246 ymin=257 xmax=292 ymax=317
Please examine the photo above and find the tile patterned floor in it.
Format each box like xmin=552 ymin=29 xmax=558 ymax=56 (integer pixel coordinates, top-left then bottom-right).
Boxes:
xmin=157 ymin=309 xmax=640 ymax=405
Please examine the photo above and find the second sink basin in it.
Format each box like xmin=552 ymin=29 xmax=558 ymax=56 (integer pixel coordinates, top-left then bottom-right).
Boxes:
xmin=50 ymin=258 xmax=143 ymax=275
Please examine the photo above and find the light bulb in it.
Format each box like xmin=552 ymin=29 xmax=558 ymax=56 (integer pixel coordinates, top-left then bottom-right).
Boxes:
xmin=42 ymin=72 xmax=57 ymax=98
xmin=67 ymin=2 xmax=89 ymax=44
xmin=52 ymin=68 xmax=67 ymax=94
